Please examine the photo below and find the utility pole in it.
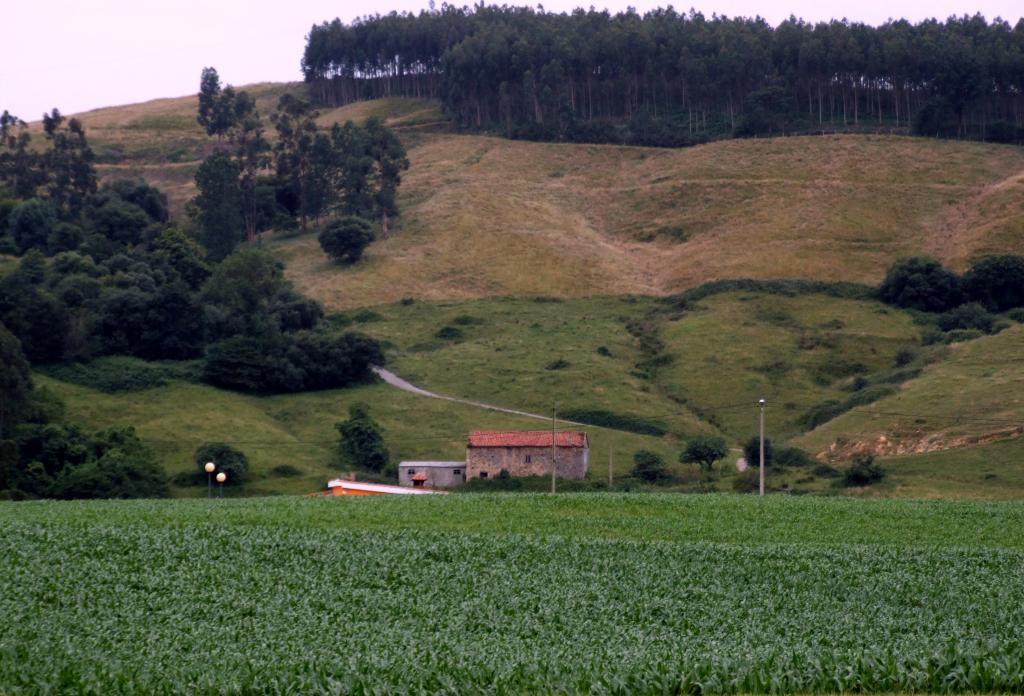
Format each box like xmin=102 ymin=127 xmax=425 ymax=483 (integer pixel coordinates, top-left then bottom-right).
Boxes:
xmin=551 ymin=404 xmax=557 ymax=494
xmin=608 ymin=444 xmax=613 ymax=489
xmin=758 ymin=398 xmax=766 ymax=496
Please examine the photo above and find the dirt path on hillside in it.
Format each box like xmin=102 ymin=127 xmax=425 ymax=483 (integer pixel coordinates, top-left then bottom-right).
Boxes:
xmin=373 ymin=367 xmax=585 ymax=425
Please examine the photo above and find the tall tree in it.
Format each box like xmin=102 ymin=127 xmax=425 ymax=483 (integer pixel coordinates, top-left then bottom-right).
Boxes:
xmin=41 ymin=110 xmax=96 ymax=217
xmin=271 ymin=95 xmax=319 ymax=232
xmin=192 ymin=153 xmax=243 ymax=261
xmin=364 ymin=118 xmax=409 ymax=237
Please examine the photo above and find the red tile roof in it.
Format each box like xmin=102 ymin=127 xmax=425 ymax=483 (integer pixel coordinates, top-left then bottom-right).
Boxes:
xmin=468 ymin=431 xmax=589 ymax=448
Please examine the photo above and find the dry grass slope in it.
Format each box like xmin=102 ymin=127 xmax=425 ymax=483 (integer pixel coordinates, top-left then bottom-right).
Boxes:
xmin=34 ymin=92 xmax=1024 ymax=310
xmin=277 ymin=128 xmax=1024 ymax=310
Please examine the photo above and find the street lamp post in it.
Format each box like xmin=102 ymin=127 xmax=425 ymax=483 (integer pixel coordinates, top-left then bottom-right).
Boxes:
xmin=758 ymin=398 xmax=766 ymax=497
xmin=204 ymin=461 xmax=215 ymax=498
xmin=216 ymin=471 xmax=227 ymax=498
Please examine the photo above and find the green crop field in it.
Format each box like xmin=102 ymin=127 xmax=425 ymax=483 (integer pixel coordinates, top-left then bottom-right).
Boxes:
xmin=2 ymin=494 xmax=1024 ymax=693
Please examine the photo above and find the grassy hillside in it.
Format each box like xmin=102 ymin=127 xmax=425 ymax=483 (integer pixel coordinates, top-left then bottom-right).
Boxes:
xmin=344 ymin=291 xmax=921 ymax=442
xmin=276 ymin=129 xmax=1024 ymax=310
xmin=4 ymin=496 xmax=1024 ymax=693
xmin=25 ymin=91 xmax=1024 ymax=497
xmin=38 ymin=290 xmax=1024 ymax=500
xmin=795 ymin=323 xmax=1024 ymax=458
xmin=36 ymin=373 xmax=684 ymax=496
xmin=38 ymin=91 xmax=1024 ymax=308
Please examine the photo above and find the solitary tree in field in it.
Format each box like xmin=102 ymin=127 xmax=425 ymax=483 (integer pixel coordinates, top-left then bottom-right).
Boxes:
xmin=318 ymin=216 xmax=375 ymax=263
xmin=680 ymin=435 xmax=728 ymax=472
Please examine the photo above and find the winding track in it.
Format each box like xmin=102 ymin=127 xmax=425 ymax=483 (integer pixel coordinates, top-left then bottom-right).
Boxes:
xmin=372 ymin=367 xmax=584 ymax=425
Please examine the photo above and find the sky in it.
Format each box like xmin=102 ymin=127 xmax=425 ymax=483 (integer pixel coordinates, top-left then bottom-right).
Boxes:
xmin=4 ymin=0 xmax=1022 ymax=121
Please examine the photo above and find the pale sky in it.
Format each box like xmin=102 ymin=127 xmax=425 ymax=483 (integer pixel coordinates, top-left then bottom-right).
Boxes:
xmin=4 ymin=0 xmax=1021 ymax=121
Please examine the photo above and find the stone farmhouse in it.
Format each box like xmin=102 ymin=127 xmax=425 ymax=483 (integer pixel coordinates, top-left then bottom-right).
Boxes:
xmin=466 ymin=430 xmax=589 ymax=480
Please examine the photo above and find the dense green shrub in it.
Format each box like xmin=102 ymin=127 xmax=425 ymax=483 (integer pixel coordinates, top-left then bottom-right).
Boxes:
xmin=8 ymin=198 xmax=57 ymax=254
xmin=878 ymin=257 xmax=962 ymax=312
xmin=631 ymin=449 xmax=669 ymax=482
xmin=435 ymin=326 xmax=464 ymax=340
xmin=40 ymin=357 xmax=199 ymax=393
xmin=53 ymin=446 xmax=168 ymax=499
xmin=813 ymin=463 xmax=841 ymax=478
xmin=270 ymin=464 xmax=303 ymax=478
xmin=963 ymin=255 xmax=1024 ymax=312
xmin=318 ymin=216 xmax=375 ymax=263
xmin=559 ymin=409 xmax=667 ymax=436
xmin=801 ymin=385 xmax=898 ymax=430
xmin=194 ymin=442 xmax=248 ymax=486
xmin=1008 ymin=308 xmax=1024 ymax=323
xmin=936 ymin=303 xmax=995 ymax=333
xmin=12 ymin=425 xmax=167 ymax=499
xmin=545 ymin=358 xmax=570 ymax=370
xmin=335 ymin=404 xmax=389 ymax=472
xmin=775 ymin=446 xmax=815 ymax=468
xmin=665 ymin=278 xmax=875 ymax=308
xmin=203 ymin=331 xmax=382 ymax=394
xmin=743 ymin=436 xmax=773 ymax=470
xmin=844 ymin=455 xmax=886 ymax=486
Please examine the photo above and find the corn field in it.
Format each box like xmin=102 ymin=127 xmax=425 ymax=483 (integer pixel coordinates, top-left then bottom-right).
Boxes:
xmin=2 ymin=495 xmax=1024 ymax=694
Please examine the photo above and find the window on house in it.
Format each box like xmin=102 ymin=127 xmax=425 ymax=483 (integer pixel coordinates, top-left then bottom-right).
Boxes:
xmin=407 ymin=469 xmax=416 ymax=474
xmin=479 ymin=472 xmax=489 ymax=479
xmin=525 ymin=455 xmax=532 ymax=463
xmin=453 ymin=469 xmax=461 ymax=475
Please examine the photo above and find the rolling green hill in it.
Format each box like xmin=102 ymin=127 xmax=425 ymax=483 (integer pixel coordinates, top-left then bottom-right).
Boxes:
xmin=36 ymin=90 xmax=1024 ymax=309
xmin=19 ymin=90 xmax=1024 ymax=498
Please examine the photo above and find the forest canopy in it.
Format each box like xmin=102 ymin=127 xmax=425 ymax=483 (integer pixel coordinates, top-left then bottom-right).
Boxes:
xmin=302 ymin=6 xmax=1024 ymax=146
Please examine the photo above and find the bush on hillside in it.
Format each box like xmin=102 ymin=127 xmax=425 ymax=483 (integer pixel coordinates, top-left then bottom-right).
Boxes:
xmin=878 ymin=257 xmax=962 ymax=312
xmin=318 ymin=216 xmax=375 ymax=263
xmin=664 ymin=279 xmax=875 ymax=308
xmin=963 ymin=255 xmax=1024 ymax=312
xmin=53 ymin=447 xmax=169 ymax=499
xmin=800 ymin=385 xmax=898 ymax=430
xmin=40 ymin=357 xmax=199 ymax=393
xmin=194 ymin=442 xmax=249 ymax=486
xmin=202 ymin=331 xmax=383 ymax=394
xmin=335 ymin=404 xmax=389 ymax=473
xmin=1008 ymin=308 xmax=1024 ymax=323
xmin=743 ymin=436 xmax=773 ymax=470
xmin=775 ymin=446 xmax=815 ymax=468
xmin=936 ymin=303 xmax=996 ymax=333
xmin=843 ymin=455 xmax=886 ymax=487
xmin=631 ymin=449 xmax=669 ymax=483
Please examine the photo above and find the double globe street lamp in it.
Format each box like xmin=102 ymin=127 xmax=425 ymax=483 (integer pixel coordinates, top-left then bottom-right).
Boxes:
xmin=205 ymin=461 xmax=228 ymax=498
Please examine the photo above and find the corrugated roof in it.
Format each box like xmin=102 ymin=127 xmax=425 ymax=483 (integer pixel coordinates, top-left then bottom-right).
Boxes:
xmin=398 ymin=461 xmax=465 ymax=468
xmin=467 ymin=431 xmax=588 ymax=448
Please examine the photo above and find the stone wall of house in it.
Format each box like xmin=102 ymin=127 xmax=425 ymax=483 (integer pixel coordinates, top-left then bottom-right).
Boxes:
xmin=466 ymin=446 xmax=588 ymax=480
xmin=398 ymin=464 xmax=467 ymax=488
